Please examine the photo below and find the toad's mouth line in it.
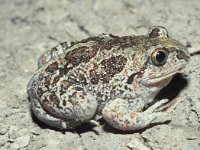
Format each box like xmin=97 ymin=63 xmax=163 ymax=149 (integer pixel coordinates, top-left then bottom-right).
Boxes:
xmin=143 ymin=67 xmax=186 ymax=86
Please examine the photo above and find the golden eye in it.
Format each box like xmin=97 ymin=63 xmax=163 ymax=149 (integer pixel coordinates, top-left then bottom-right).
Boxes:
xmin=151 ymin=48 xmax=168 ymax=66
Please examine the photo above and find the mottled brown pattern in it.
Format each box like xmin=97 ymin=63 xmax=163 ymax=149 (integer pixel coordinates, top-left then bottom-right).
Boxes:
xmin=42 ymin=98 xmax=59 ymax=119
xmin=49 ymin=91 xmax=60 ymax=106
xmin=60 ymin=80 xmax=72 ymax=95
xmin=43 ymin=76 xmax=51 ymax=90
xmin=79 ymin=72 xmax=87 ymax=85
xmin=90 ymin=55 xmax=127 ymax=84
xmin=45 ymin=62 xmax=58 ymax=73
xmin=59 ymin=63 xmax=72 ymax=76
xmin=78 ymin=35 xmax=118 ymax=51
xmin=90 ymin=68 xmax=99 ymax=85
xmin=100 ymin=55 xmax=127 ymax=81
xmin=65 ymin=46 xmax=97 ymax=67
xmin=106 ymin=36 xmax=151 ymax=50
xmin=36 ymin=87 xmax=45 ymax=97
xmin=52 ymin=75 xmax=61 ymax=86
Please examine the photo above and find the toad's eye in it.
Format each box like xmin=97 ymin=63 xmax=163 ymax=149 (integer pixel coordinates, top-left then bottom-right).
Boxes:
xmin=151 ymin=48 xmax=168 ymax=66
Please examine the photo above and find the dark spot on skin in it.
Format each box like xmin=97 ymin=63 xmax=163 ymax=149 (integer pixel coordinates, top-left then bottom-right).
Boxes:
xmin=49 ymin=91 xmax=60 ymax=106
xmin=124 ymin=119 xmax=131 ymax=125
xmin=104 ymin=42 xmax=112 ymax=50
xmin=79 ymin=73 xmax=87 ymax=85
xmin=60 ymin=80 xmax=72 ymax=95
xmin=70 ymin=41 xmax=76 ymax=47
xmin=127 ymin=73 xmax=137 ymax=84
xmin=97 ymin=92 xmax=103 ymax=98
xmin=36 ymin=87 xmax=45 ymax=97
xmin=59 ymin=63 xmax=72 ymax=76
xmin=44 ymin=84 xmax=50 ymax=91
xmin=68 ymin=92 xmax=81 ymax=105
xmin=91 ymin=77 xmax=99 ymax=85
xmin=43 ymin=76 xmax=51 ymax=91
xmin=90 ymin=49 xmax=98 ymax=57
xmin=45 ymin=62 xmax=58 ymax=73
xmin=42 ymin=98 xmax=50 ymax=108
xmin=124 ymin=85 xmax=128 ymax=90
xmin=52 ymin=75 xmax=61 ymax=86
xmin=90 ymin=68 xmax=99 ymax=85
xmin=63 ymin=100 xmax=66 ymax=106
xmin=74 ymin=86 xmax=83 ymax=91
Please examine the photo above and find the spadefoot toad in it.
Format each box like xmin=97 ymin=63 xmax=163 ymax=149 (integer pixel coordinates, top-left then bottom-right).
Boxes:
xmin=27 ymin=26 xmax=189 ymax=131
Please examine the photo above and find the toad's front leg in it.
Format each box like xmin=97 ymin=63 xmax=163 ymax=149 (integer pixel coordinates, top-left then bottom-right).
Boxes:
xmin=102 ymin=98 xmax=169 ymax=131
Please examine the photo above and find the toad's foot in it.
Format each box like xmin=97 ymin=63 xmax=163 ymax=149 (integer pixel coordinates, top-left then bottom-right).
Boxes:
xmin=102 ymin=98 xmax=169 ymax=131
xmin=166 ymin=97 xmax=181 ymax=113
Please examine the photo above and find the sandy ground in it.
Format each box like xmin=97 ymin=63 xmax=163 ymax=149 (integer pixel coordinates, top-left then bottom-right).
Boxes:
xmin=0 ymin=0 xmax=200 ymax=149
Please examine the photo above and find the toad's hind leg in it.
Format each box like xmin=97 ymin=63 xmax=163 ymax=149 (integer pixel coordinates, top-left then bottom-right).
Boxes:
xmin=102 ymin=98 xmax=169 ymax=131
xmin=30 ymin=89 xmax=98 ymax=129
xmin=38 ymin=42 xmax=68 ymax=68
xmin=30 ymin=97 xmax=72 ymax=129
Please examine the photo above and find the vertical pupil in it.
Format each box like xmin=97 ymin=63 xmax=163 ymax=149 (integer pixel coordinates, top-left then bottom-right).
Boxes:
xmin=156 ymin=51 xmax=166 ymax=63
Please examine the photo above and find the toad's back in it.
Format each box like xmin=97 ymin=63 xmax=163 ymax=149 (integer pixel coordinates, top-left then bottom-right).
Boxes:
xmin=28 ymin=34 xmax=150 ymax=102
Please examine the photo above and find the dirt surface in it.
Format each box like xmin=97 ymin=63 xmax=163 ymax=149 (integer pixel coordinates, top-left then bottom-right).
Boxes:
xmin=0 ymin=0 xmax=200 ymax=150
